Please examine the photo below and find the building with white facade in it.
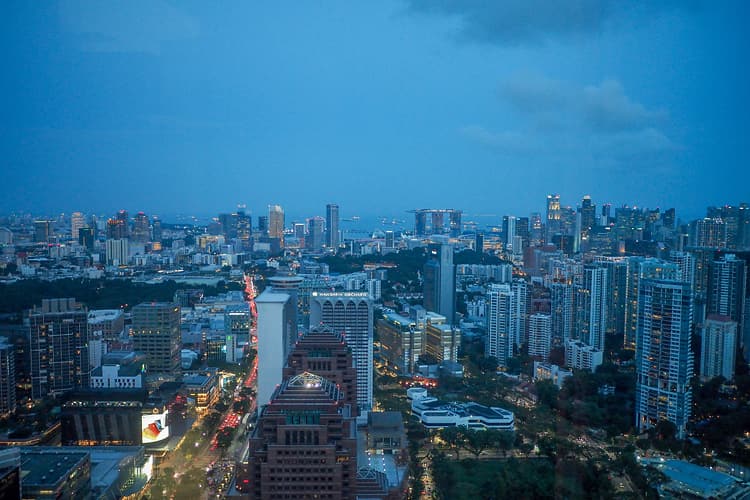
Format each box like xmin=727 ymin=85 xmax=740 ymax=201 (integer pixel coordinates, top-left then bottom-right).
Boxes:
xmin=700 ymin=315 xmax=737 ymax=381
xmin=528 ymin=313 xmax=552 ymax=361
xmin=90 ymin=351 xmax=146 ymax=389
xmin=256 ymin=289 xmax=295 ymax=408
xmin=565 ymin=339 xmax=603 ymax=372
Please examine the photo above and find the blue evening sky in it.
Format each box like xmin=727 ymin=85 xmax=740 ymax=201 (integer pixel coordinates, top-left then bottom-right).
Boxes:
xmin=1 ymin=1 xmax=748 ymax=222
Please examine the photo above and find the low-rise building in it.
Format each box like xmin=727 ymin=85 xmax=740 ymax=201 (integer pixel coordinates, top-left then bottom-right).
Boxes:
xmin=533 ymin=362 xmax=572 ymax=388
xmin=409 ymin=390 xmax=514 ymax=431
xmin=565 ymin=339 xmax=603 ymax=372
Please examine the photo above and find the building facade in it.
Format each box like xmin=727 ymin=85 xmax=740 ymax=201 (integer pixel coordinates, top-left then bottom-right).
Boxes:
xmin=131 ymin=303 xmax=181 ymax=378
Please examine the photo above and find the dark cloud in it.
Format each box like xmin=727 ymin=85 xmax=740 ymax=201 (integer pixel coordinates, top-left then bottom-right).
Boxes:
xmin=404 ymin=0 xmax=697 ymax=45
xmin=464 ymin=73 xmax=677 ymax=165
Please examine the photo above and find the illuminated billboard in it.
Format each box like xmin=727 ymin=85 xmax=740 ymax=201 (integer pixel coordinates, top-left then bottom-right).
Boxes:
xmin=142 ymin=410 xmax=170 ymax=444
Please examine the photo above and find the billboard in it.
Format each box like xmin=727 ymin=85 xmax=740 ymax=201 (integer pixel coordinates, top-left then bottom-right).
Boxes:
xmin=142 ymin=410 xmax=170 ymax=444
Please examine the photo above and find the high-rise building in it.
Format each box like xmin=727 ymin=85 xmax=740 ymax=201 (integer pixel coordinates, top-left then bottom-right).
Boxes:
xmin=78 ymin=227 xmax=94 ymax=250
xmin=624 ymin=258 xmax=679 ymax=349
xmin=579 ymin=195 xmax=596 ymax=240
xmin=475 ymin=232 xmax=484 ymax=253
xmin=29 ymin=298 xmax=89 ymax=399
xmin=670 ymin=251 xmax=696 ymax=292
xmin=132 ymin=212 xmax=150 ymax=243
xmin=692 ymin=218 xmax=727 ymax=249
xmin=105 ymin=238 xmax=129 ymax=266
xmin=503 ymin=216 xmax=517 ymax=251
xmin=310 ymin=292 xmax=374 ymax=413
xmin=237 ymin=209 xmax=252 ymax=249
xmin=574 ymin=266 xmax=608 ymax=351
xmin=33 ymin=220 xmax=52 ymax=243
xmin=131 ymin=302 xmax=181 ymax=377
xmin=306 ymin=216 xmax=325 ymax=252
xmin=635 ymin=278 xmax=693 ymax=439
xmin=243 ymin=371 xmax=357 ymax=499
xmin=546 ymin=194 xmax=561 ymax=243
xmin=0 ymin=338 xmax=16 ymax=417
xmin=707 ymin=254 xmax=746 ymax=358
xmin=70 ymin=212 xmax=85 ymax=241
xmin=268 ymin=205 xmax=285 ymax=246
xmin=256 ymin=289 xmax=296 ymax=408
xmin=528 ymin=313 xmax=552 ymax=361
xmin=593 ymin=257 xmax=628 ymax=340
xmin=700 ymin=315 xmax=737 ymax=381
xmin=424 ymin=318 xmax=461 ymax=364
xmin=152 ymin=217 xmax=162 ymax=243
xmin=549 ymin=281 xmax=574 ymax=345
xmin=449 ymin=210 xmax=462 ymax=237
xmin=530 ymin=212 xmax=543 ymax=247
xmin=225 ymin=304 xmax=251 ymax=363
xmin=219 ymin=212 xmax=238 ymax=239
xmin=486 ymin=283 xmax=518 ymax=367
xmin=423 ymin=243 xmax=455 ymax=324
xmin=385 ymin=230 xmax=395 ymax=249
xmin=326 ymin=203 xmax=340 ymax=249
xmin=106 ymin=218 xmax=127 ymax=240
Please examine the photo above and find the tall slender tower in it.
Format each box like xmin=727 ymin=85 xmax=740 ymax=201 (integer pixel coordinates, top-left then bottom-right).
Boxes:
xmin=546 ymin=194 xmax=561 ymax=244
xmin=268 ymin=205 xmax=285 ymax=247
xmin=70 ymin=212 xmax=85 ymax=241
xmin=422 ymin=244 xmax=455 ymax=324
xmin=255 ymin=289 xmax=295 ymax=408
xmin=635 ymin=278 xmax=693 ymax=439
xmin=325 ymin=203 xmax=340 ymax=249
xmin=707 ymin=254 xmax=746 ymax=359
xmin=574 ymin=266 xmax=608 ymax=351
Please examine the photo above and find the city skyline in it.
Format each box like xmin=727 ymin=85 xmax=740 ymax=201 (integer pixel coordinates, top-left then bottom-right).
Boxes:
xmin=3 ymin=2 xmax=749 ymax=218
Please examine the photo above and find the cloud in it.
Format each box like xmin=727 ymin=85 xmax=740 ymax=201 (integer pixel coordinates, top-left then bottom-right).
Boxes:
xmin=404 ymin=0 xmax=697 ymax=45
xmin=59 ymin=0 xmax=200 ymax=54
xmin=464 ymin=73 xmax=678 ymax=166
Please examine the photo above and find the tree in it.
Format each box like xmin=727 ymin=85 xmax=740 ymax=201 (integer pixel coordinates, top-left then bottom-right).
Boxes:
xmin=462 ymin=428 xmax=493 ymax=459
xmin=439 ymin=427 xmax=465 ymax=459
xmin=477 ymin=356 xmax=498 ymax=374
xmin=535 ymin=380 xmax=559 ymax=409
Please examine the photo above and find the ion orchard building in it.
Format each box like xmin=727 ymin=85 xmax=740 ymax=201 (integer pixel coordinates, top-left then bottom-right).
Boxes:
xmin=407 ymin=388 xmax=515 ymax=431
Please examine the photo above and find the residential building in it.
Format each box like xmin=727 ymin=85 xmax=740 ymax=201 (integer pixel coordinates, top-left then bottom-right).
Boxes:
xmin=700 ymin=315 xmax=737 ymax=381
xmin=564 ymin=339 xmax=603 ymax=372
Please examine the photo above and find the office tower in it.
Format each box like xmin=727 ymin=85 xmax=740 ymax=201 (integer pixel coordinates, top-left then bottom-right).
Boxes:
xmin=310 ymin=292 xmax=374 ymax=413
xmin=707 ymin=254 xmax=747 ymax=354
xmin=423 ymin=243 xmax=455 ymax=324
xmin=624 ymin=258 xmax=679 ymax=349
xmin=105 ymin=238 xmax=129 ymax=266
xmin=326 ymin=203 xmax=340 ymax=249
xmin=306 ymin=216 xmax=325 ymax=251
xmin=635 ymin=278 xmax=693 ymax=439
xmin=29 ymin=298 xmax=89 ymax=399
xmin=256 ymin=289 xmax=296 ymax=408
xmin=579 ymin=196 xmax=596 ymax=238
xmin=564 ymin=339 xmax=603 ymax=372
xmin=739 ymin=203 xmax=750 ymax=249
xmin=285 ymin=328 xmax=358 ymax=413
xmin=546 ymin=194 xmax=561 ymax=243
xmin=503 ymin=216 xmax=517 ymax=251
xmin=151 ymin=217 xmax=162 ymax=243
xmin=293 ymin=222 xmax=306 ymax=245
xmin=237 ymin=209 xmax=251 ymax=248
xmin=243 ymin=372 xmax=357 ymax=499
xmin=530 ymin=212 xmax=543 ymax=247
xmin=132 ymin=212 xmax=150 ymax=243
xmin=33 ymin=220 xmax=51 ymax=243
xmin=219 ymin=212 xmax=238 ymax=239
xmin=700 ymin=315 xmax=737 ymax=381
xmin=663 ymin=208 xmax=676 ymax=230
xmin=475 ymin=232 xmax=484 ymax=253
xmin=385 ymin=230 xmax=395 ymax=249
xmin=424 ymin=318 xmax=461 ymax=364
xmin=257 ymin=215 xmax=269 ymax=237
xmin=449 ymin=210 xmax=462 ymax=237
xmin=77 ymin=227 xmax=94 ymax=250
xmin=225 ymin=304 xmax=251 ymax=363
xmin=593 ymin=257 xmax=628 ymax=339
xmin=0 ymin=338 xmax=16 ymax=417
xmin=574 ymin=266 xmax=608 ymax=351
xmin=70 ymin=212 xmax=85 ymax=241
xmin=377 ymin=310 xmax=421 ymax=375
xmin=268 ymin=205 xmax=285 ymax=245
xmin=549 ymin=281 xmax=574 ymax=345
xmin=131 ymin=302 xmax=181 ymax=377
xmin=528 ymin=313 xmax=552 ymax=361
xmin=106 ymin=218 xmax=127 ymax=239
xmin=516 ymin=216 xmax=530 ymax=250
xmin=692 ymin=218 xmax=727 ymax=248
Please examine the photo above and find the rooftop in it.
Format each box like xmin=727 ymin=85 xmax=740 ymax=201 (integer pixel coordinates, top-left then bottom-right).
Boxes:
xmin=20 ymin=450 xmax=88 ymax=487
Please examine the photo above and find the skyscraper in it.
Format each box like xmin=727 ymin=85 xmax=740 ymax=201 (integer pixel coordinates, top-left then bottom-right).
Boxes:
xmin=131 ymin=302 xmax=181 ymax=377
xmin=326 ymin=203 xmax=340 ymax=249
xmin=225 ymin=304 xmax=251 ymax=363
xmin=422 ymin=243 xmax=455 ymax=324
xmin=268 ymin=205 xmax=285 ymax=246
xmin=33 ymin=220 xmax=51 ymax=243
xmin=593 ymin=257 xmax=628 ymax=340
xmin=306 ymin=216 xmax=325 ymax=252
xmin=635 ymin=278 xmax=693 ymax=439
xmin=579 ymin=195 xmax=596 ymax=241
xmin=29 ymin=298 xmax=89 ymax=399
xmin=624 ymin=258 xmax=679 ymax=350
xmin=546 ymin=194 xmax=561 ymax=243
xmin=70 ymin=212 xmax=85 ymax=241
xmin=105 ymin=238 xmax=129 ymax=266
xmin=549 ymin=281 xmax=574 ymax=345
xmin=256 ymin=289 xmax=296 ymax=408
xmin=503 ymin=216 xmax=517 ymax=251
xmin=310 ymin=292 xmax=374 ymax=413
xmin=132 ymin=212 xmax=150 ymax=243
xmin=485 ymin=283 xmax=527 ymax=367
